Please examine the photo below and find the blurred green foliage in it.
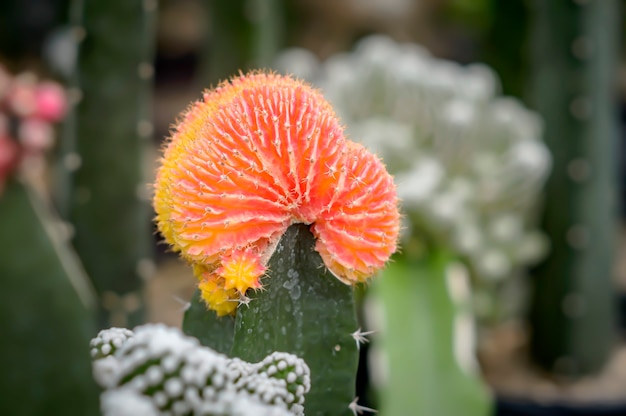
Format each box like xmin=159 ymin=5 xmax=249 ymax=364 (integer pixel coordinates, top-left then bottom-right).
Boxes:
xmin=0 ymin=180 xmax=99 ymax=416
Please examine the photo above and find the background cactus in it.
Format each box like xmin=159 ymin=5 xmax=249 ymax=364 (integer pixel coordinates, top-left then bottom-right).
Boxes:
xmin=56 ymin=0 xmax=158 ymax=327
xmin=198 ymin=0 xmax=285 ymax=85
xmin=528 ymin=0 xmax=620 ymax=375
xmin=0 ymin=179 xmax=99 ymax=416
xmin=373 ymin=252 xmax=491 ymax=416
xmin=0 ymin=64 xmax=99 ymax=416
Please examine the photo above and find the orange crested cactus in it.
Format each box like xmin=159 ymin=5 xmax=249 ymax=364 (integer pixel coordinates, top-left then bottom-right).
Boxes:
xmin=154 ymin=72 xmax=399 ymax=315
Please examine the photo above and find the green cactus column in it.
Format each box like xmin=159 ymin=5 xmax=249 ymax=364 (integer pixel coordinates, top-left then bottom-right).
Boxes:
xmin=529 ymin=0 xmax=620 ymax=374
xmin=198 ymin=0 xmax=285 ymax=85
xmin=57 ymin=0 xmax=158 ymax=327
xmin=0 ymin=180 xmax=99 ymax=416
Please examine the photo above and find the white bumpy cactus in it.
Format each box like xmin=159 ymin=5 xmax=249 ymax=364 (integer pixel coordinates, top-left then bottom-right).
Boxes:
xmin=276 ymin=35 xmax=551 ymax=288
xmin=91 ymin=324 xmax=311 ymax=416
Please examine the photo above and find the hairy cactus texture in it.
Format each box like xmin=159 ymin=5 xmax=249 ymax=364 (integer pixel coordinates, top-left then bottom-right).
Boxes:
xmin=91 ymin=324 xmax=310 ymax=416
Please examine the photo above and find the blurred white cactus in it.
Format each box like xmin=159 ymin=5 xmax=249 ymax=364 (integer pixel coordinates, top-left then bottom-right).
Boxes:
xmin=92 ymin=324 xmax=310 ymax=416
xmin=276 ymin=35 xmax=550 ymax=284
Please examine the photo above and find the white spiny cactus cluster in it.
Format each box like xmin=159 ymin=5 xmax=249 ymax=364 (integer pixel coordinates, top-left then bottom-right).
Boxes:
xmin=91 ymin=324 xmax=310 ymax=416
xmin=276 ymin=35 xmax=550 ymax=283
xmin=90 ymin=327 xmax=134 ymax=359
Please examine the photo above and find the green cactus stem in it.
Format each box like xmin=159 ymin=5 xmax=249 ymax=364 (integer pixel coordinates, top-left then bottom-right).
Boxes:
xmin=183 ymin=289 xmax=235 ymax=355
xmin=231 ymin=223 xmax=359 ymax=416
xmin=58 ymin=0 xmax=158 ymax=327
xmin=528 ymin=0 xmax=619 ymax=375
xmin=0 ymin=179 xmax=99 ymax=416
xmin=374 ymin=251 xmax=491 ymax=416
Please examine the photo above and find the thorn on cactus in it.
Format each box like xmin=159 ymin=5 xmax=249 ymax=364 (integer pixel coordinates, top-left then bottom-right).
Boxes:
xmin=349 ymin=396 xmax=378 ymax=415
xmin=351 ymin=328 xmax=375 ymax=351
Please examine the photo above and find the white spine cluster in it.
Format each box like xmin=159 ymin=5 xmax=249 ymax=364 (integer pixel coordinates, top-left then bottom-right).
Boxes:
xmin=276 ymin=35 xmax=550 ymax=285
xmin=238 ymin=352 xmax=310 ymax=415
xmin=91 ymin=324 xmax=311 ymax=416
xmin=90 ymin=327 xmax=134 ymax=359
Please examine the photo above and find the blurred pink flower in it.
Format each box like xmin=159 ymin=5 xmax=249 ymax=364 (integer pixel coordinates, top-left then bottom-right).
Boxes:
xmin=0 ymin=65 xmax=67 ymax=196
xmin=34 ymin=82 xmax=66 ymax=121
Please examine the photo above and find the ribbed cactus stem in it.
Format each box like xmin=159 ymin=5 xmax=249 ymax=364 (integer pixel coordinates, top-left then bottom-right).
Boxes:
xmin=529 ymin=0 xmax=619 ymax=374
xmin=231 ymin=224 xmax=359 ymax=416
xmin=60 ymin=0 xmax=158 ymax=327
xmin=183 ymin=289 xmax=235 ymax=355
xmin=199 ymin=0 xmax=284 ymax=85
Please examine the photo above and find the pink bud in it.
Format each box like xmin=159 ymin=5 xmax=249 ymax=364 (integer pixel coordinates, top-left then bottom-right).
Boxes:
xmin=35 ymin=82 xmax=67 ymax=121
xmin=18 ymin=118 xmax=54 ymax=153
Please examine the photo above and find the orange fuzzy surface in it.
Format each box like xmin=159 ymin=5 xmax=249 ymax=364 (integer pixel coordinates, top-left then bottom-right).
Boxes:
xmin=154 ymin=72 xmax=399 ymax=314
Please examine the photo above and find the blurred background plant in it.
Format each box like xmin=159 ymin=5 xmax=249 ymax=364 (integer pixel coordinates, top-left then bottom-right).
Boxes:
xmin=0 ymin=0 xmax=624 ymax=415
xmin=0 ymin=63 xmax=99 ymax=415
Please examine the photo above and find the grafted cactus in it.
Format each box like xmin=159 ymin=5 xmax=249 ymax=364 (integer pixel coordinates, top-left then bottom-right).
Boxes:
xmin=92 ymin=324 xmax=310 ymax=416
xmin=154 ymin=72 xmax=400 ymax=415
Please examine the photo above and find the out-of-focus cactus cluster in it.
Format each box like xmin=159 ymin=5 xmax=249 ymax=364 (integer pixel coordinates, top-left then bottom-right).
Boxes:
xmin=91 ymin=324 xmax=311 ymax=416
xmin=276 ymin=35 xmax=551 ymax=284
xmin=0 ymin=64 xmax=66 ymax=194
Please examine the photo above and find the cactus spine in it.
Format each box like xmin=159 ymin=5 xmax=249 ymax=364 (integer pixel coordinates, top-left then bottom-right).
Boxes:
xmin=529 ymin=0 xmax=620 ymax=374
xmin=58 ymin=0 xmax=158 ymax=327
